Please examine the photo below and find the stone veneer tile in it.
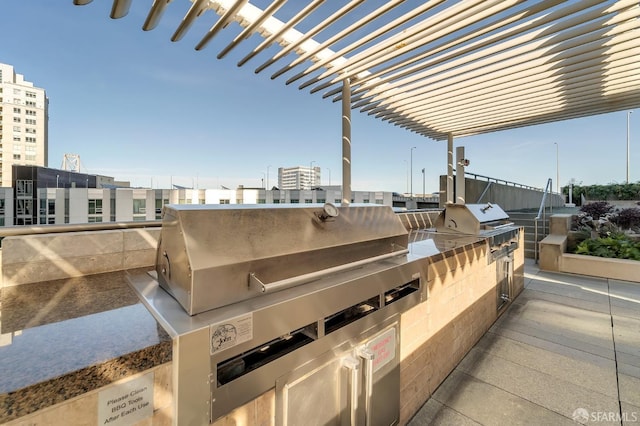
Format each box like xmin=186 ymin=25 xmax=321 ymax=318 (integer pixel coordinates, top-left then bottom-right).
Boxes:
xmin=4 ymin=365 xmax=173 ymax=426
xmin=124 ymin=249 xmax=157 ymax=269
xmin=123 ymin=228 xmax=160 ymax=252
xmin=2 ymin=231 xmax=124 ymax=264
xmin=0 ymin=342 xmax=172 ymax=424
xmin=3 ymin=252 xmax=124 ymax=286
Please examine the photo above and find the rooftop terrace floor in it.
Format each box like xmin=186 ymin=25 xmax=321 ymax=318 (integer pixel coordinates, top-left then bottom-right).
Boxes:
xmin=409 ymin=259 xmax=640 ymax=426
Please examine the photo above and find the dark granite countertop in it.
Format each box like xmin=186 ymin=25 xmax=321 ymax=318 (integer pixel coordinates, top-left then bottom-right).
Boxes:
xmin=0 ymin=269 xmax=172 ymax=424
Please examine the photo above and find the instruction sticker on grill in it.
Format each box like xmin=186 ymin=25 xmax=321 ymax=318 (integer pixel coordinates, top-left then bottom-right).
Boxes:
xmin=210 ymin=313 xmax=253 ymax=355
xmin=366 ymin=327 xmax=396 ymax=373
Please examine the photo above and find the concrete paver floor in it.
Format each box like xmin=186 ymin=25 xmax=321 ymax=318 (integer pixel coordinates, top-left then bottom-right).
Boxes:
xmin=408 ymin=259 xmax=640 ymax=426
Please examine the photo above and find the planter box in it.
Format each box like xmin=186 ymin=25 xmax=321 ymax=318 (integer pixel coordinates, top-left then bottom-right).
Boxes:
xmin=559 ymin=253 xmax=640 ymax=283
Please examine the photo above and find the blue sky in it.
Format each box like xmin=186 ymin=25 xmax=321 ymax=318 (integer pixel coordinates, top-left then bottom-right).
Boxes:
xmin=3 ymin=1 xmax=637 ymax=193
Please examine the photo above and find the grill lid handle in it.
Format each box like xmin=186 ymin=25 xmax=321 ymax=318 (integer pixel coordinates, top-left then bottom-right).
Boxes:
xmin=249 ymin=247 xmax=409 ymax=294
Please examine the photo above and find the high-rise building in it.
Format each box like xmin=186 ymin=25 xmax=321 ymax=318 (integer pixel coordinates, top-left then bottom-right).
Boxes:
xmin=278 ymin=166 xmax=321 ymax=190
xmin=0 ymin=63 xmax=49 ymax=187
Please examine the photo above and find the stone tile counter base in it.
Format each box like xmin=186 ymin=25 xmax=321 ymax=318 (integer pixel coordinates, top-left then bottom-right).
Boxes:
xmin=3 ymin=364 xmax=172 ymax=426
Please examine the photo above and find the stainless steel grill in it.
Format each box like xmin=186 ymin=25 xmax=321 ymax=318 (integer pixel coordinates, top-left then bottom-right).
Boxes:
xmin=131 ymin=203 xmax=425 ymax=424
xmin=435 ymin=202 xmax=520 ymax=254
xmin=435 ymin=202 xmax=520 ymax=313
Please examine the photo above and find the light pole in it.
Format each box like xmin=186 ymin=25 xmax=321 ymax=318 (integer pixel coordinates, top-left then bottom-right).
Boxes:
xmin=422 ymin=168 xmax=425 ymax=198
xmin=404 ymin=160 xmax=408 ymax=193
xmin=310 ymin=161 xmax=315 ymax=189
xmin=554 ymin=142 xmax=559 ymax=194
xmin=410 ymin=146 xmax=416 ymax=197
xmin=627 ymin=111 xmax=633 ymax=184
xmin=266 ymin=165 xmax=271 ymax=190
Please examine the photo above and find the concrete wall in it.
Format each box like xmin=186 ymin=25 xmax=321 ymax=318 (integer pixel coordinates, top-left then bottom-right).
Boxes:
xmin=1 ymin=227 xmax=160 ymax=286
xmin=440 ymin=175 xmax=565 ymax=210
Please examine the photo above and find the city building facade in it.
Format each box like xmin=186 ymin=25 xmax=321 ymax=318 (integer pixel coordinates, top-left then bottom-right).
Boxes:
xmin=278 ymin=166 xmax=321 ymax=190
xmin=0 ymin=186 xmax=392 ymax=226
xmin=0 ymin=63 xmax=48 ymax=188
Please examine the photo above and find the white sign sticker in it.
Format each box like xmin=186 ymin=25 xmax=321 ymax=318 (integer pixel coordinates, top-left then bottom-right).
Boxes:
xmin=367 ymin=327 xmax=396 ymax=373
xmin=210 ymin=312 xmax=253 ymax=355
xmin=98 ymin=372 xmax=154 ymax=426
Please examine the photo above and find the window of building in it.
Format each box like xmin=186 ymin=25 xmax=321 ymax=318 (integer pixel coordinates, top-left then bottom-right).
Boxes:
xmin=25 ymin=137 xmax=36 ymax=143
xmin=110 ymin=198 xmax=116 ymax=222
xmin=25 ymin=128 xmax=36 ymax=134
xmin=26 ymin=91 xmax=36 ymax=98
xmin=13 ymin=107 xmax=21 ymax=114
xmin=273 ymin=199 xmax=280 ymax=204
xmin=13 ymin=117 xmax=21 ymax=123
xmin=13 ymin=126 xmax=21 ymax=132
xmin=335 ymin=199 xmax=342 ymax=203
xmin=25 ymin=110 xmax=36 ymax=116
xmin=25 ymin=118 xmax=36 ymax=125
xmin=88 ymin=199 xmax=103 ymax=215
xmin=155 ymin=198 xmax=169 ymax=219
xmin=25 ymin=101 xmax=36 ymax=107
xmin=220 ymin=199 xmax=230 ymax=204
xmin=13 ymin=136 xmax=21 ymax=142
xmin=25 ymin=146 xmax=36 ymax=161
xmin=48 ymin=200 xmax=55 ymax=215
xmin=363 ymin=199 xmax=370 ymax=203
xmin=16 ymin=180 xmax=33 ymax=196
xmin=304 ymin=199 xmax=313 ymax=203
xmin=375 ymin=200 xmax=384 ymax=205
xmin=88 ymin=216 xmax=103 ymax=223
xmin=257 ymin=199 xmax=266 ymax=204
xmin=133 ymin=199 xmax=146 ymax=214
xmin=39 ymin=198 xmax=46 ymax=216
xmin=16 ymin=199 xmax=33 ymax=216
xmin=291 ymin=199 xmax=299 ymax=203
xmin=0 ymin=199 xmax=4 ymax=215
xmin=317 ymin=199 xmax=326 ymax=203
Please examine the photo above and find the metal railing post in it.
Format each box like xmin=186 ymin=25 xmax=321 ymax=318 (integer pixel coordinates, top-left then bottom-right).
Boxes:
xmin=534 ymin=178 xmax=553 ymax=263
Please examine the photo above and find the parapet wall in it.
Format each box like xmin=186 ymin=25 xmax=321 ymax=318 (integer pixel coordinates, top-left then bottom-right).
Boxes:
xmin=440 ymin=175 xmax=565 ymax=210
xmin=1 ymin=228 xmax=160 ymax=287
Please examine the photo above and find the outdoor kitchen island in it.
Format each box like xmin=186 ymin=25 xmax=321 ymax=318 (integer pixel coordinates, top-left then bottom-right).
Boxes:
xmin=0 ymin=204 xmax=523 ymax=426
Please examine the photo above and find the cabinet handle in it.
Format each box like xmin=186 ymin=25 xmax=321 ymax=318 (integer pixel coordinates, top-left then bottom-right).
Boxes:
xmin=342 ymin=356 xmax=360 ymax=426
xmin=357 ymin=347 xmax=375 ymax=425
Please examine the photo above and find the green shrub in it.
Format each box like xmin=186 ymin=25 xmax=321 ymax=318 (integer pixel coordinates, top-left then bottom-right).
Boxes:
xmin=574 ymin=233 xmax=640 ymax=261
